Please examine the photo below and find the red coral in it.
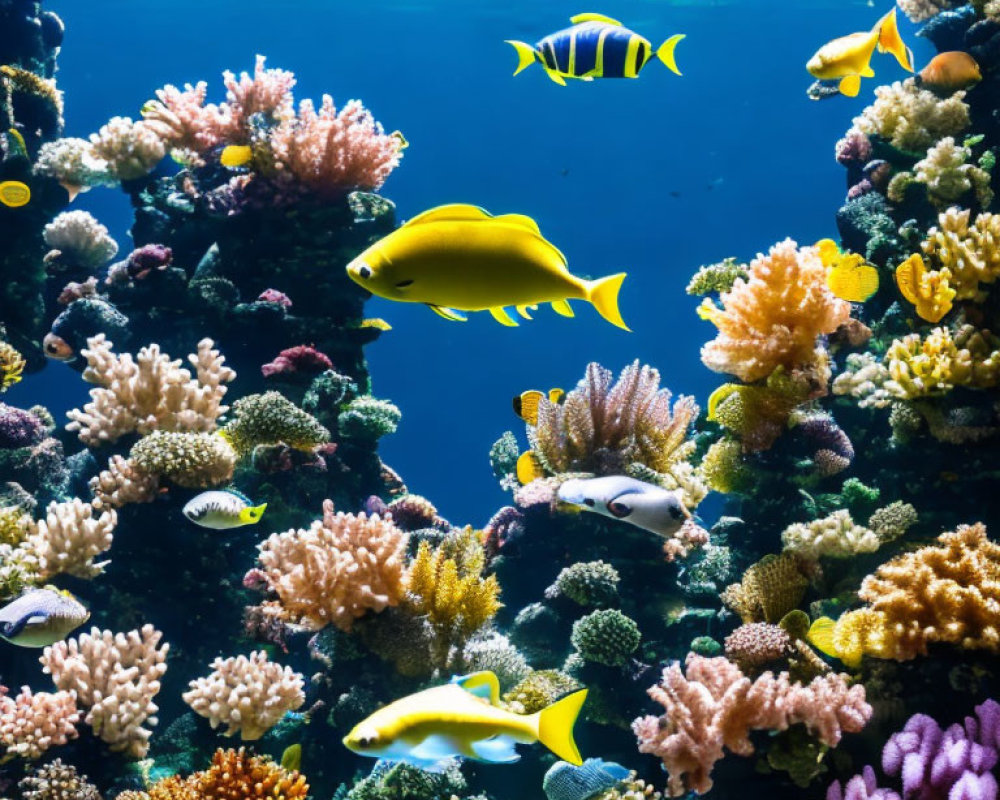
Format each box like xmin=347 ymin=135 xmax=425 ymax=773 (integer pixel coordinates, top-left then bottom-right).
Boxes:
xmin=261 ymin=345 xmax=333 ymax=378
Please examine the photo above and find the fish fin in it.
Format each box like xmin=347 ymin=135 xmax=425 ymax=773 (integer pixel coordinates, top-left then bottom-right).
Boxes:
xmin=516 ymin=451 xmax=546 ymax=484
xmin=513 ymin=390 xmax=544 ymax=425
xmin=585 ymin=273 xmax=630 ymax=331
xmin=838 ymin=75 xmax=861 ymax=97
xmin=875 ymin=7 xmax=913 ymax=71
xmin=404 ymin=204 xmax=491 ymax=227
xmin=409 ymin=734 xmax=466 ymax=761
xmin=489 ymin=306 xmax=519 ymax=327
xmin=491 ymin=213 xmax=541 ymax=234
xmin=570 ymin=12 xmax=622 ymax=25
xmin=515 ymin=304 xmax=535 ymax=320
xmin=860 ymin=65 xmax=875 ymax=78
xmin=815 ymin=238 xmax=841 ymax=266
xmin=452 ymin=671 xmax=502 ymax=706
xmin=280 ymin=744 xmax=302 ymax=772
xmin=544 ymin=68 xmax=568 ymax=86
xmin=223 ymin=487 xmax=253 ymax=504
xmin=535 ymin=688 xmax=588 ymax=766
xmin=239 ymin=503 xmax=268 ymax=525
xmin=551 ymin=299 xmax=575 ymax=318
xmin=471 ymin=735 xmax=521 ymax=763
xmin=806 ymin=616 xmax=840 ymax=659
xmin=505 ymin=40 xmax=539 ymax=76
xmin=427 ymin=304 xmax=468 ymax=322
xmin=581 ymin=75 xmax=594 ymax=81
xmin=656 ymin=34 xmax=685 ymax=76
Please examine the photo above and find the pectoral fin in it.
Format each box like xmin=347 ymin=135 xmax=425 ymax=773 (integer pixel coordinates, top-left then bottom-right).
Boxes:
xmin=839 ymin=75 xmax=861 ymax=97
xmin=551 ymin=299 xmax=575 ymax=317
xmin=544 ymin=68 xmax=568 ymax=86
xmin=516 ymin=304 xmax=536 ymax=319
xmin=427 ymin=304 xmax=468 ymax=322
xmin=471 ymin=735 xmax=521 ymax=763
xmin=489 ymin=306 xmax=519 ymax=326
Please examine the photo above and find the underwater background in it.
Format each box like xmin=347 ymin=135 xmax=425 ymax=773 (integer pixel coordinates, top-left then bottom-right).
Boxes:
xmin=4 ymin=0 xmax=1000 ymax=799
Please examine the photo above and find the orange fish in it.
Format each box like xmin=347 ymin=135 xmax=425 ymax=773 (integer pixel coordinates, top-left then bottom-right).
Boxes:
xmin=919 ymin=51 xmax=981 ymax=93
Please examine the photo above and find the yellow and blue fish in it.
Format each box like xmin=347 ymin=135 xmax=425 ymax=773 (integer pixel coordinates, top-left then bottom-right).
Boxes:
xmin=506 ymin=13 xmax=684 ymax=86
xmin=343 ymin=671 xmax=588 ymax=768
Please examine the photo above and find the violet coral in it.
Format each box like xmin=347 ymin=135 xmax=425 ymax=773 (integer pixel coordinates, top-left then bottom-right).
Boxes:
xmin=0 ymin=686 xmax=79 ymax=761
xmin=699 ymin=239 xmax=850 ymax=384
xmin=40 ymin=624 xmax=169 ymax=758
xmin=632 ymin=654 xmax=871 ymax=796
xmin=21 ymin=498 xmax=116 ymax=580
xmin=183 ymin=651 xmax=305 ymax=740
xmin=256 ymin=500 xmax=408 ymax=632
xmin=66 ymin=335 xmax=235 ymax=446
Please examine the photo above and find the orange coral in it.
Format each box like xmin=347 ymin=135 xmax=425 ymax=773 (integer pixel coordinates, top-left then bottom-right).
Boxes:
xmin=131 ymin=748 xmax=308 ymax=800
xmin=699 ymin=239 xmax=851 ymax=383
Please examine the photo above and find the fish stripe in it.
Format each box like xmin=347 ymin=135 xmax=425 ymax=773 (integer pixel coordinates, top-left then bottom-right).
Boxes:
xmin=595 ymin=27 xmax=612 ymax=76
xmin=624 ymin=35 xmax=642 ymax=77
xmin=551 ymin=34 xmax=571 ymax=73
xmin=572 ymin=25 xmax=601 ymax=76
xmin=539 ymin=37 xmax=558 ymax=71
xmin=601 ymin=29 xmax=631 ymax=78
xmin=568 ymin=30 xmax=577 ymax=74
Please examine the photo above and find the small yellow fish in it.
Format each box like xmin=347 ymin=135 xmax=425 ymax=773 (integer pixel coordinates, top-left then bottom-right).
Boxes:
xmin=281 ymin=743 xmax=302 ymax=772
xmin=220 ymin=144 xmax=253 ymax=168
xmin=807 ymin=8 xmax=912 ymax=98
xmin=815 ymin=239 xmax=879 ymax=302
xmin=6 ymin=128 xmax=26 ymax=157
xmin=0 ymin=180 xmax=30 ymax=208
xmin=343 ymin=671 xmax=588 ymax=767
xmin=513 ymin=388 xmax=565 ymax=425
xmin=346 ymin=204 xmax=629 ymax=330
xmin=359 ymin=318 xmax=393 ymax=331
xmin=516 ymin=451 xmax=547 ymax=484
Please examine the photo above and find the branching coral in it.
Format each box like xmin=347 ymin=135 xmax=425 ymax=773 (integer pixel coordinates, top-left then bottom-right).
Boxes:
xmin=18 ymin=759 xmax=99 ymax=800
xmin=33 ymin=137 xmax=113 ymax=192
xmin=699 ymin=239 xmax=850 ymax=384
xmin=40 ymin=624 xmax=169 ymax=758
xmin=852 ymin=79 xmax=969 ymax=153
xmin=89 ymin=116 xmax=166 ymax=181
xmin=42 ymin=211 xmax=118 ymax=269
xmin=256 ymin=501 xmax=408 ymax=631
xmin=221 ymin=391 xmax=329 ymax=455
xmin=0 ymin=686 xmax=79 ymax=761
xmin=21 ymin=498 xmax=116 ymax=580
xmin=884 ymin=325 xmax=1000 ymax=398
xmin=183 ymin=651 xmax=305 ymax=740
xmin=66 ymin=336 xmax=235 ymax=446
xmin=721 ymin=554 xmax=807 ymax=624
xmin=129 ymin=431 xmax=236 ymax=489
xmin=891 ymin=137 xmax=993 ymax=209
xmin=921 ymin=207 xmax=1000 ymax=301
xmin=632 ymin=654 xmax=871 ymax=796
xmin=89 ymin=454 xmax=160 ymax=510
xmin=0 ymin=342 xmax=26 ymax=392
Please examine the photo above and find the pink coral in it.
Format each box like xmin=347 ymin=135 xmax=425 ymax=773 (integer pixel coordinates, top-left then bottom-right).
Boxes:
xmin=142 ymin=81 xmax=229 ymax=155
xmin=0 ymin=685 xmax=79 ymax=760
xmin=662 ymin=519 xmax=710 ymax=563
xmin=257 ymin=289 xmax=292 ymax=308
xmin=836 ymin=128 xmax=872 ymax=166
xmin=222 ymin=54 xmax=295 ymax=133
xmin=632 ymin=654 xmax=871 ymax=796
xmin=261 ymin=345 xmax=333 ymax=378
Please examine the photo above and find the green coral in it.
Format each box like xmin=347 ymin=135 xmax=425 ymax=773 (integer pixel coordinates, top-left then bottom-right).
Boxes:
xmin=502 ymin=669 xmax=581 ymax=714
xmin=489 ymin=431 xmax=520 ymax=483
xmin=342 ymin=761 xmax=468 ymax=800
xmin=839 ymin=477 xmax=880 ymax=518
xmin=130 ymin=431 xmax=236 ymax=488
xmin=222 ymin=391 xmax=330 ymax=454
xmin=338 ymin=396 xmax=401 ymax=441
xmin=546 ymin=560 xmax=620 ymax=607
xmin=690 ymin=635 xmax=723 ymax=657
xmin=686 ymin=257 xmax=748 ymax=296
xmin=302 ymin=369 xmax=359 ymax=428
xmin=570 ymin=609 xmax=641 ymax=666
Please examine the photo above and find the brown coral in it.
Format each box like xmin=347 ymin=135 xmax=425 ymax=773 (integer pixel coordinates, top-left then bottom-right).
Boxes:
xmin=721 ymin=554 xmax=807 ymax=624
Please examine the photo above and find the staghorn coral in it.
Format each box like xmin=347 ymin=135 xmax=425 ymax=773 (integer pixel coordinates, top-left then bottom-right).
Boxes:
xmin=699 ymin=239 xmax=850 ymax=383
xmin=546 ymin=560 xmax=620 ymax=607
xmin=721 ymin=553 xmax=807 ymax=624
xmin=67 ymin=336 xmax=235 ymax=446
xmin=921 ymin=207 xmax=1000 ymax=301
xmin=40 ymin=624 xmax=169 ymax=758
xmin=42 ymin=211 xmax=118 ymax=270
xmin=884 ymin=325 xmax=1000 ymax=398
xmin=89 ymin=454 xmax=160 ymax=510
xmin=183 ymin=651 xmax=305 ymax=740
xmin=21 ymin=498 xmax=116 ymax=580
xmin=0 ymin=687 xmax=79 ymax=761
xmin=89 ymin=116 xmax=165 ymax=181
xmin=852 ymin=79 xmax=969 ymax=153
xmin=257 ymin=500 xmax=408 ymax=632
xmin=781 ymin=510 xmax=880 ymax=561
xmin=18 ymin=759 xmax=99 ymax=800
xmin=129 ymin=431 xmax=236 ymax=489
xmin=632 ymin=654 xmax=871 ymax=797
xmin=570 ymin=609 xmax=640 ymax=666
xmin=221 ymin=391 xmax=329 ymax=455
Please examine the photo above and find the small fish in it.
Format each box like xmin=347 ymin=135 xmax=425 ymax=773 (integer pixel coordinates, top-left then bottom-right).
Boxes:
xmin=182 ymin=489 xmax=267 ymax=529
xmin=506 ymin=13 xmax=684 ymax=86
xmin=0 ymin=180 xmax=30 ymax=208
xmin=220 ymin=144 xmax=253 ymax=168
xmin=543 ymin=758 xmax=631 ymax=800
xmin=0 ymin=588 xmax=90 ymax=647
xmin=806 ymin=79 xmax=843 ymax=102
xmin=806 ymin=8 xmax=912 ymax=98
xmin=390 ymin=130 xmax=408 ymax=150
xmin=346 ymin=204 xmax=629 ymax=330
xmin=805 ymin=616 xmax=865 ymax=668
xmin=918 ymin=51 xmax=981 ymax=94
xmin=358 ymin=317 xmax=393 ymax=331
xmin=557 ymin=475 xmax=690 ymax=539
xmin=513 ymin=388 xmax=565 ymax=425
xmin=517 ymin=451 xmax=547 ymax=484
xmin=281 ymin=743 xmax=302 ymax=772
xmin=6 ymin=128 xmax=26 ymax=157
xmin=815 ymin=239 xmax=879 ymax=302
xmin=343 ymin=671 xmax=588 ymax=767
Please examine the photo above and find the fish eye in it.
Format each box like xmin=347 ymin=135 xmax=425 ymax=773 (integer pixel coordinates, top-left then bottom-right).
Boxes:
xmin=607 ymin=501 xmax=631 ymax=518
xmin=583 ymin=498 xmax=595 ymax=507
xmin=358 ymin=734 xmax=379 ymax=748
xmin=394 ymin=279 xmax=414 ymax=288
xmin=359 ymin=265 xmax=372 ymax=280
xmin=669 ymin=505 xmax=684 ymax=520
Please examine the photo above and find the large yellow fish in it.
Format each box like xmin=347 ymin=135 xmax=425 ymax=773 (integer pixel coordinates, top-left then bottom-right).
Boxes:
xmin=343 ymin=671 xmax=588 ymax=767
xmin=806 ymin=8 xmax=913 ymax=98
xmin=345 ymin=204 xmax=629 ymax=330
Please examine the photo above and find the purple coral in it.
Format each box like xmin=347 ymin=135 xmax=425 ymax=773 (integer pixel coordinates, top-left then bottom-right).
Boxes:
xmin=257 ymin=289 xmax=292 ymax=308
xmin=796 ymin=413 xmax=854 ymax=478
xmin=0 ymin=404 xmax=45 ymax=448
xmin=106 ymin=244 xmax=173 ymax=284
xmin=836 ymin=128 xmax=873 ymax=167
xmin=828 ymin=700 xmax=1000 ymax=800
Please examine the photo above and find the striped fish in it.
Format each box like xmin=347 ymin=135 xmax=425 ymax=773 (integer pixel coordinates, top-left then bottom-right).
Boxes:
xmin=506 ymin=13 xmax=684 ymax=86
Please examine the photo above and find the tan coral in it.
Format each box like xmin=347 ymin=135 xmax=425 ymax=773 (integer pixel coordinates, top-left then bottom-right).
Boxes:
xmin=66 ymin=336 xmax=235 ymax=446
xmin=852 ymin=78 xmax=969 ymax=153
xmin=885 ymin=325 xmax=1000 ymax=398
xmin=911 ymin=137 xmax=993 ymax=209
xmin=40 ymin=624 xmax=169 ymax=758
xmin=721 ymin=554 xmax=807 ymax=624
xmin=90 ymin=455 xmax=160 ymax=511
xmin=129 ymin=431 xmax=236 ymax=489
xmin=699 ymin=240 xmax=850 ymax=383
xmin=921 ymin=207 xmax=1000 ymax=301
xmin=18 ymin=759 xmax=100 ymax=800
xmin=0 ymin=687 xmax=79 ymax=760
xmin=781 ymin=510 xmax=880 ymax=561
xmin=256 ymin=501 xmax=408 ymax=632
xmin=183 ymin=651 xmax=305 ymax=740
xmin=21 ymin=498 xmax=116 ymax=580
xmin=89 ymin=117 xmax=165 ymax=181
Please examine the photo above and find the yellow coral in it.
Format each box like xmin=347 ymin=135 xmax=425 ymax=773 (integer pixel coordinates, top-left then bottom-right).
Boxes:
xmin=921 ymin=207 xmax=1000 ymax=301
xmin=700 ymin=438 xmax=753 ymax=494
xmin=0 ymin=506 xmax=30 ymax=546
xmin=0 ymin=342 xmax=25 ymax=392
xmin=894 ymin=254 xmax=955 ymax=323
xmin=0 ymin=65 xmax=63 ymax=115
xmin=720 ymin=553 xmax=807 ymax=624
xmin=852 ymin=78 xmax=969 ymax=153
xmin=885 ymin=325 xmax=1000 ymax=398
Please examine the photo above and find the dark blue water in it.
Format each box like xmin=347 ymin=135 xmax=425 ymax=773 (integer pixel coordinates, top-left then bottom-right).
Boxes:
xmin=16 ymin=0 xmax=927 ymax=524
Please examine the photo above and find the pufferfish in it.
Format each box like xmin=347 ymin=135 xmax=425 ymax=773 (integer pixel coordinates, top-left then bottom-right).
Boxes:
xmin=182 ymin=488 xmax=267 ymax=530
xmin=557 ymin=475 xmax=690 ymax=539
xmin=506 ymin=13 xmax=684 ymax=86
xmin=346 ymin=204 xmax=629 ymax=330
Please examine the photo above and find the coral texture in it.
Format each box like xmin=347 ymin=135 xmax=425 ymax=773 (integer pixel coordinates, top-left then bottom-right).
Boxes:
xmin=852 ymin=79 xmax=969 ymax=153
xmin=22 ymin=498 xmax=116 ymax=579
xmin=0 ymin=686 xmax=79 ymax=760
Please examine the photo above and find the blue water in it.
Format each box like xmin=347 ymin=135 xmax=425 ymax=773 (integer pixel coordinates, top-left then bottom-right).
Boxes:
xmin=22 ymin=0 xmax=927 ymax=524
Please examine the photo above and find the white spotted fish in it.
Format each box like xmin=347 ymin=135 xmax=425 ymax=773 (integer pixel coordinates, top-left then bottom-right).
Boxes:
xmin=0 ymin=588 xmax=90 ymax=647
xmin=543 ymin=758 xmax=631 ymax=800
xmin=182 ymin=488 xmax=267 ymax=530
xmin=557 ymin=475 xmax=689 ymax=538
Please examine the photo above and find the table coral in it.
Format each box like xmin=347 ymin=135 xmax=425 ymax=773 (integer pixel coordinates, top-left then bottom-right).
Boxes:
xmin=183 ymin=651 xmax=305 ymax=740
xmin=0 ymin=686 xmax=78 ymax=761
xmin=921 ymin=207 xmax=1000 ymax=301
xmin=699 ymin=239 xmax=850 ymax=384
xmin=852 ymin=79 xmax=969 ymax=153
xmin=632 ymin=654 xmax=871 ymax=796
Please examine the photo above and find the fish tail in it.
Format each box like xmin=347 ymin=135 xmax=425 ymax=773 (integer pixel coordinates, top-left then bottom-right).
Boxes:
xmin=656 ymin=34 xmax=685 ymax=76
xmin=875 ymin=8 xmax=913 ymax=72
xmin=535 ymin=688 xmax=588 ymax=766
xmin=505 ymin=40 xmax=538 ymax=76
xmin=586 ymin=273 xmax=630 ymax=331
xmin=239 ymin=503 xmax=268 ymax=524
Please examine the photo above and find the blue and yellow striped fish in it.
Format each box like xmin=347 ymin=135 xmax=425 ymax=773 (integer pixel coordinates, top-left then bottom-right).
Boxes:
xmin=506 ymin=13 xmax=684 ymax=86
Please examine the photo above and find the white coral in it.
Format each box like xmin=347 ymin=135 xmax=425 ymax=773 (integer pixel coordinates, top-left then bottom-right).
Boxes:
xmin=42 ymin=211 xmax=118 ymax=268
xmin=22 ymin=498 xmax=116 ymax=579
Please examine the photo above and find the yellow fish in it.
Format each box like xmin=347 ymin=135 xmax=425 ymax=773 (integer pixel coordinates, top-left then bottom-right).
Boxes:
xmin=220 ymin=144 xmax=253 ymax=168
xmin=0 ymin=180 xmax=30 ymax=208
xmin=346 ymin=204 xmax=629 ymax=329
xmin=343 ymin=671 xmax=588 ymax=767
xmin=513 ymin=388 xmax=565 ymax=425
xmin=806 ymin=8 xmax=912 ymax=98
xmin=815 ymin=239 xmax=880 ymax=302
xmin=516 ymin=450 xmax=546 ymax=484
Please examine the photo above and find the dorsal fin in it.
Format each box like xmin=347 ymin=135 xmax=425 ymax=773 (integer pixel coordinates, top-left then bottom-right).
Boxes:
xmin=570 ymin=12 xmax=622 ymax=25
xmin=222 ymin=487 xmax=252 ymax=505
xmin=451 ymin=671 xmax=502 ymax=706
xmin=491 ymin=213 xmax=541 ymax=234
xmin=402 ymin=204 xmax=492 ymax=227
